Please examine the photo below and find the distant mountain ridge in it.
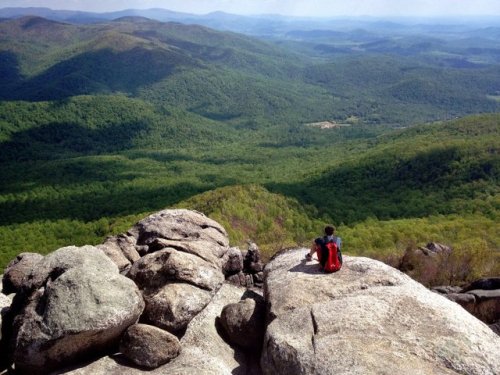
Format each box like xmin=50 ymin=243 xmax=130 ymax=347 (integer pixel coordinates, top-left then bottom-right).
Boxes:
xmin=0 ymin=7 xmax=197 ymax=24
xmin=2 ymin=7 xmax=500 ymax=35
xmin=1 ymin=15 xmax=500 ymax=126
xmin=0 ymin=15 xmax=307 ymax=105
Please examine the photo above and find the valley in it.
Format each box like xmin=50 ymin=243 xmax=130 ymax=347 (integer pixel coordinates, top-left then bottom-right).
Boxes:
xmin=0 ymin=11 xmax=498 ymax=285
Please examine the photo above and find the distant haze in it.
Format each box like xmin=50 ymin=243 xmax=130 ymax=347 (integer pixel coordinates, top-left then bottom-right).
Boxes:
xmin=2 ymin=0 xmax=500 ymax=17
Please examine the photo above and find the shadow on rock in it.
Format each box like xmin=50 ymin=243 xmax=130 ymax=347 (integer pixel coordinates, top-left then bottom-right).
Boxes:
xmin=288 ymin=259 xmax=325 ymax=274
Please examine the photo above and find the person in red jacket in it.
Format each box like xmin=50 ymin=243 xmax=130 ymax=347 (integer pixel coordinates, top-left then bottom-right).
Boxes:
xmin=305 ymin=225 xmax=343 ymax=272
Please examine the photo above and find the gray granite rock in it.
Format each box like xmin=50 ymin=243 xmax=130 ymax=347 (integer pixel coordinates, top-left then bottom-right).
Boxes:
xmin=120 ymin=324 xmax=181 ymax=369
xmin=2 ymin=253 xmax=43 ymax=294
xmin=222 ymin=247 xmax=244 ymax=275
xmin=150 ymin=238 xmax=224 ymax=268
xmin=220 ymin=295 xmax=266 ymax=350
xmin=8 ymin=246 xmax=144 ymax=373
xmin=143 ymin=283 xmax=212 ymax=333
xmin=261 ymin=249 xmax=500 ymax=375
xmin=131 ymin=209 xmax=229 ymax=251
xmin=57 ymin=284 xmax=252 ymax=375
xmin=127 ymin=248 xmax=224 ymax=292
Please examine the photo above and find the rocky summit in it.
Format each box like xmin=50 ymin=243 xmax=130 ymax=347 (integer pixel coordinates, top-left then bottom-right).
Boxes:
xmin=1 ymin=210 xmax=499 ymax=374
xmin=433 ymin=277 xmax=500 ymax=335
xmin=262 ymin=249 xmax=500 ymax=375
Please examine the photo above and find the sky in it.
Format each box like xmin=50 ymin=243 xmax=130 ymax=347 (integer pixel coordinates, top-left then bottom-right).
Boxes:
xmin=1 ymin=0 xmax=500 ymax=17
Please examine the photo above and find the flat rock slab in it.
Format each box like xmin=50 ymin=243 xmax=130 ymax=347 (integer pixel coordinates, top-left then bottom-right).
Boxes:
xmin=261 ymin=249 xmax=500 ymax=375
xmin=467 ymin=289 xmax=500 ymax=300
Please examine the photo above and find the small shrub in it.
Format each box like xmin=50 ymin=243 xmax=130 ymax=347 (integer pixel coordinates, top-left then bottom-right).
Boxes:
xmin=390 ymin=239 xmax=499 ymax=287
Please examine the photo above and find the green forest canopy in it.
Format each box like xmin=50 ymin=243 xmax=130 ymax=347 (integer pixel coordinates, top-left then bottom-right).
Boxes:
xmin=0 ymin=17 xmax=499 ymax=283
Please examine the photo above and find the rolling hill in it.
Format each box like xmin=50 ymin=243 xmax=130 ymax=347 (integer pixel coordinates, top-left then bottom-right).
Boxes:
xmin=0 ymin=15 xmax=499 ymax=279
xmin=1 ymin=16 xmax=500 ymax=126
xmin=270 ymin=114 xmax=500 ymax=223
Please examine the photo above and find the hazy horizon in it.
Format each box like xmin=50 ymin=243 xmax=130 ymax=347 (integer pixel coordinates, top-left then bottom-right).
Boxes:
xmin=2 ymin=0 xmax=500 ymax=18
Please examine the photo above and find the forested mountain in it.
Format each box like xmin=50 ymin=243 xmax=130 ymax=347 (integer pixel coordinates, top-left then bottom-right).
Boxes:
xmin=2 ymin=7 xmax=500 ymax=36
xmin=0 ymin=13 xmax=498 ymax=280
xmin=1 ymin=16 xmax=499 ymax=126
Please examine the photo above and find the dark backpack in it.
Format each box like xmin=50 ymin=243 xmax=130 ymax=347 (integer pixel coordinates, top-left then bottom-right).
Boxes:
xmin=317 ymin=236 xmax=342 ymax=273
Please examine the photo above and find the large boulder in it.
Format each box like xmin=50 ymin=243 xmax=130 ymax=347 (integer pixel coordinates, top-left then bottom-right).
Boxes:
xmin=143 ymin=283 xmax=212 ymax=333
xmin=97 ymin=234 xmax=140 ymax=273
xmin=261 ymin=249 xmax=500 ymax=375
xmin=97 ymin=241 xmax=131 ymax=272
xmin=127 ymin=248 xmax=224 ymax=292
xmin=399 ymin=242 xmax=452 ymax=285
xmin=119 ymin=324 xmax=181 ymax=369
xmin=222 ymin=247 xmax=244 ymax=275
xmin=127 ymin=247 xmax=225 ymax=334
xmin=220 ymin=294 xmax=266 ymax=350
xmin=130 ymin=209 xmax=229 ymax=253
xmin=18 ymin=245 xmax=118 ymax=292
xmin=150 ymin=238 xmax=224 ymax=268
xmin=6 ymin=246 xmax=144 ymax=373
xmin=97 ymin=209 xmax=230 ymax=277
xmin=58 ymin=284 xmax=254 ymax=375
xmin=434 ymin=278 xmax=500 ymax=333
xmin=2 ymin=252 xmax=44 ymax=294
xmin=108 ymin=209 xmax=231 ymax=338
xmin=244 ymin=242 xmax=263 ymax=274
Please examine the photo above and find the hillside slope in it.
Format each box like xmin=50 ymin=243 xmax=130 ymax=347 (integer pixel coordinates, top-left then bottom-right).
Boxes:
xmin=176 ymin=184 xmax=323 ymax=255
xmin=0 ymin=16 xmax=499 ymax=276
xmin=1 ymin=114 xmax=498 ymax=271
xmin=1 ymin=16 xmax=499 ymax=126
xmin=271 ymin=114 xmax=500 ymax=223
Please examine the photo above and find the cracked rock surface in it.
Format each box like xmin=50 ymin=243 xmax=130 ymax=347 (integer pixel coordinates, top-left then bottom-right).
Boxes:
xmin=122 ymin=210 xmax=229 ymax=334
xmin=261 ymin=249 xmax=500 ymax=375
